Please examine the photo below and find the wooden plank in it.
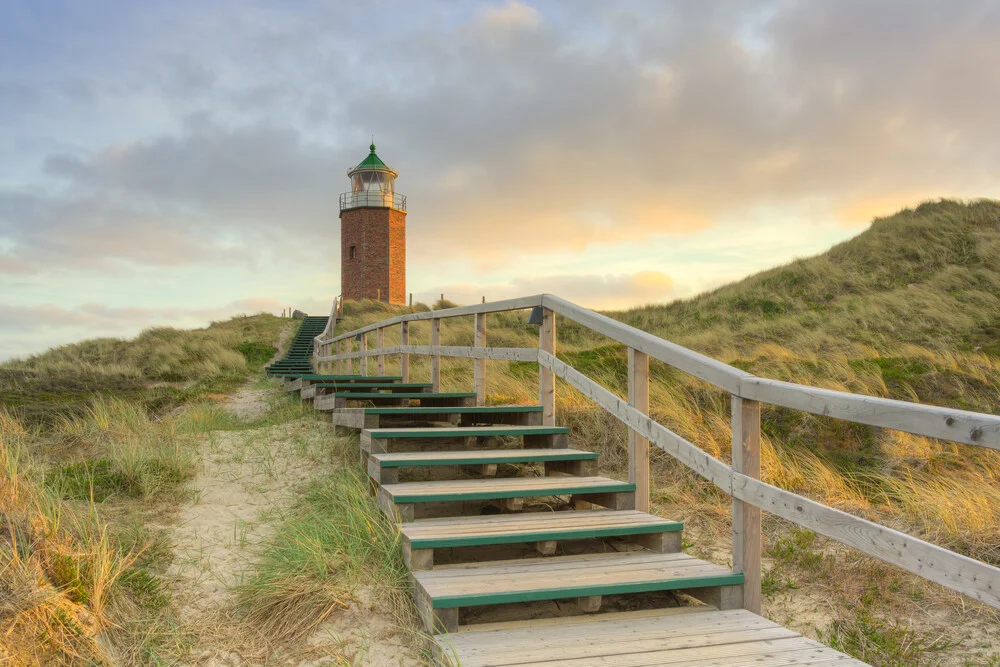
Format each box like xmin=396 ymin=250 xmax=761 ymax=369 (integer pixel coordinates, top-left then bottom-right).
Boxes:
xmin=430 ymin=318 xmax=441 ymax=392
xmin=537 ymin=351 xmax=732 ymax=489
xmin=414 ymin=551 xmax=743 ymax=608
xmin=542 ymin=294 xmax=750 ymax=395
xmin=333 ymin=392 xmax=476 ymax=399
xmin=732 ymin=472 xmax=1000 ymax=610
xmin=372 ymin=448 xmax=596 ymax=467
xmin=628 ymin=348 xmax=650 ymax=512
xmin=732 ymin=396 xmax=762 ymax=614
xmin=400 ymin=321 xmax=409 ymax=383
xmin=323 ymin=345 xmax=538 ymax=362
xmin=540 ymin=307 xmax=556 ymax=426
xmin=319 ymin=294 xmax=544 ymax=345
xmin=740 ymin=377 xmax=1000 ymax=451
xmin=402 ymin=510 xmax=682 ymax=549
xmin=474 ymin=313 xmax=486 ymax=406
xmin=376 ymin=326 xmax=385 ymax=376
xmin=359 ymin=333 xmax=368 ymax=375
xmin=383 ymin=476 xmax=635 ymax=503
xmin=367 ymin=425 xmax=568 ymax=439
xmin=362 ymin=406 xmax=542 ymax=415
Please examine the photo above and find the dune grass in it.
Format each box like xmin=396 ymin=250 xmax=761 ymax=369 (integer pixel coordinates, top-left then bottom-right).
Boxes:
xmin=0 ymin=313 xmax=288 ymax=428
xmin=233 ymin=462 xmax=411 ymax=644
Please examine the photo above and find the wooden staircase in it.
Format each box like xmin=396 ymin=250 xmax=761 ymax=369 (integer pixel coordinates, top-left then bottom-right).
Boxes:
xmin=290 ymin=373 xmax=870 ymax=666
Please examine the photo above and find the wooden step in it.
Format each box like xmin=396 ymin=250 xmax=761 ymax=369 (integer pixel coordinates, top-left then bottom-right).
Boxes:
xmin=368 ymin=448 xmax=597 ymax=483
xmin=313 ymin=382 xmax=433 ymax=393
xmin=432 ymin=606 xmax=868 ymax=666
xmin=412 ymin=551 xmax=744 ymax=633
xmin=326 ymin=392 xmax=476 ymax=410
xmin=362 ymin=425 xmax=570 ymax=456
xmin=329 ymin=405 xmax=543 ymax=427
xmin=378 ymin=476 xmax=635 ymax=521
xmin=400 ymin=510 xmax=682 ymax=569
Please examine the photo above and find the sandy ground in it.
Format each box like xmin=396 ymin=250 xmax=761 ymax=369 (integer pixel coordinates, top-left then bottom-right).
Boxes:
xmin=166 ymin=386 xmax=420 ymax=666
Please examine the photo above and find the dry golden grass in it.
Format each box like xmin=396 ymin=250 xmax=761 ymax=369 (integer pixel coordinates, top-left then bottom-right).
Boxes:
xmin=330 ymin=200 xmax=1000 ymax=570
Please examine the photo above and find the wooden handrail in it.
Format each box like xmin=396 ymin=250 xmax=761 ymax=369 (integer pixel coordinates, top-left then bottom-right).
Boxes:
xmin=312 ymin=293 xmax=1000 ymax=612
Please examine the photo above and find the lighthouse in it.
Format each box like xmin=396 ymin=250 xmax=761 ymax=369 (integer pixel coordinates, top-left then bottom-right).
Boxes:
xmin=339 ymin=143 xmax=407 ymax=304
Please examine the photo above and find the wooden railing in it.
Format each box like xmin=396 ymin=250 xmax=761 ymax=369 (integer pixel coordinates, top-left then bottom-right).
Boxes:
xmin=313 ymin=293 xmax=1000 ymax=614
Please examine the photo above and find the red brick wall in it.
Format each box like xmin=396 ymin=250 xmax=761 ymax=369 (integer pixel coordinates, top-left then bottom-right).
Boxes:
xmin=340 ymin=207 xmax=407 ymax=305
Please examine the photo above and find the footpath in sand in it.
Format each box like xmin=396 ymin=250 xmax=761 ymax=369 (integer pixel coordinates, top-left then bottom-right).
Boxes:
xmin=166 ymin=383 xmax=419 ymax=666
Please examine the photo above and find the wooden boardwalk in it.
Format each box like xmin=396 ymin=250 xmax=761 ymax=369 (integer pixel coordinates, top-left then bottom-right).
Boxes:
xmin=298 ymin=294 xmax=1000 ymax=664
xmin=286 ymin=374 xmax=871 ymax=665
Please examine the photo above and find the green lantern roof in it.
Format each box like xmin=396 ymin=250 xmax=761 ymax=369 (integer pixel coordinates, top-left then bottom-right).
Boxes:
xmin=348 ymin=143 xmax=398 ymax=177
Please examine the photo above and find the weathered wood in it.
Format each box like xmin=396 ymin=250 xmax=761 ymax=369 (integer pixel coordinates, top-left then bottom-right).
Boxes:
xmin=402 ymin=542 xmax=434 ymax=571
xmin=534 ymin=540 xmax=557 ymax=556
xmin=376 ymin=327 xmax=385 ymax=376
xmin=542 ymin=294 xmax=750 ymax=395
xmin=430 ymin=318 xmax=441 ymax=392
xmin=400 ymin=321 xmax=409 ymax=383
xmin=538 ymin=351 xmax=732 ymax=490
xmin=540 ymin=307 xmax=556 ymax=426
xmin=320 ymin=344 xmax=537 ymax=363
xmin=690 ymin=584 xmax=744 ymax=611
xmin=335 ymin=339 xmax=343 ymax=374
xmin=359 ymin=333 xmax=368 ymax=375
xmin=321 ymin=294 xmax=544 ymax=343
xmin=731 ymin=396 xmax=762 ymax=614
xmin=740 ymin=377 xmax=1000 ymax=451
xmin=474 ymin=313 xmax=486 ymax=406
xmin=630 ymin=530 xmax=682 ymax=554
xmin=732 ymin=472 xmax=1000 ymax=610
xmin=628 ymin=348 xmax=650 ymax=512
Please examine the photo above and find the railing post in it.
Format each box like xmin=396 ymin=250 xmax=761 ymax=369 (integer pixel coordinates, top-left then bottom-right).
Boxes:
xmin=400 ymin=321 xmax=409 ymax=383
xmin=430 ymin=318 xmax=441 ymax=392
xmin=377 ymin=327 xmax=385 ymax=376
xmin=732 ymin=396 xmax=762 ymax=614
xmin=628 ymin=348 xmax=650 ymax=512
xmin=539 ymin=307 xmax=556 ymax=426
xmin=336 ymin=340 xmax=343 ymax=375
xmin=360 ymin=334 xmax=368 ymax=376
xmin=474 ymin=313 xmax=486 ymax=406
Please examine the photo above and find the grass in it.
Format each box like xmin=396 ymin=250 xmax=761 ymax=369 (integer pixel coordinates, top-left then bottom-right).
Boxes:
xmin=234 ymin=464 xmax=411 ymax=644
xmin=324 ymin=199 xmax=1000 ymax=662
xmin=0 ymin=313 xmax=298 ymax=663
xmin=0 ymin=313 xmax=289 ymax=428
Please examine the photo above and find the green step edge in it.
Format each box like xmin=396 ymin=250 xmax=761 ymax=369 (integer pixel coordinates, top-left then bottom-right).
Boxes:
xmin=377 ymin=450 xmax=597 ymax=467
xmin=363 ymin=406 xmax=542 ymax=414
xmin=371 ymin=426 xmax=569 ymax=438
xmin=429 ymin=572 xmax=745 ymax=609
xmin=313 ymin=382 xmax=432 ymax=388
xmin=408 ymin=520 xmax=683 ymax=549
xmin=389 ymin=481 xmax=635 ymax=503
xmin=337 ymin=392 xmax=475 ymax=399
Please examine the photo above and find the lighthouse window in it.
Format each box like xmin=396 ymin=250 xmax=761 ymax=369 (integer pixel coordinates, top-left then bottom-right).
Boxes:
xmin=349 ymin=244 xmax=357 ymax=260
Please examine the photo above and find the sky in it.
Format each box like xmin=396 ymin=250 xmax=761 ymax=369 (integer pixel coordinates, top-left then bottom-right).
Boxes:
xmin=2 ymin=1 xmax=1000 ymax=360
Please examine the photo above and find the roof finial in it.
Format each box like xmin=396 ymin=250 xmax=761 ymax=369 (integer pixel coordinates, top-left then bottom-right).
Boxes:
xmin=370 ymin=135 xmax=376 ymax=153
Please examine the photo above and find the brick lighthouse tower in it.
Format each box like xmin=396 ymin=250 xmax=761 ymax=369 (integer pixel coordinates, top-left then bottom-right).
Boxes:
xmin=339 ymin=143 xmax=407 ymax=304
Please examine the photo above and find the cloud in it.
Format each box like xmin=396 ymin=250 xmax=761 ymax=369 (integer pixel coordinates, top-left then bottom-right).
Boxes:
xmin=415 ymin=270 xmax=674 ymax=310
xmin=2 ymin=0 xmax=1000 ymax=359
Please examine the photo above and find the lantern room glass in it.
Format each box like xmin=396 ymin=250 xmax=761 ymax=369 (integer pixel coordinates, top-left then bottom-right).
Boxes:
xmin=352 ymin=171 xmax=395 ymax=195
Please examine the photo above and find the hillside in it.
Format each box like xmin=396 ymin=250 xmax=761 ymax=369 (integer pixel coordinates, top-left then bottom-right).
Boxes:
xmin=3 ymin=199 xmax=1000 ymax=665
xmin=334 ymin=199 xmax=1000 ymax=564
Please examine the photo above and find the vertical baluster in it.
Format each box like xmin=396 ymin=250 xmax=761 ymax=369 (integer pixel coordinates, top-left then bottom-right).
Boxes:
xmin=474 ymin=313 xmax=486 ymax=406
xmin=400 ymin=321 xmax=409 ymax=383
xmin=732 ymin=396 xmax=762 ymax=614
xmin=430 ymin=318 xmax=441 ymax=391
xmin=628 ymin=348 xmax=650 ymax=512
xmin=539 ymin=308 xmax=556 ymax=426
xmin=377 ymin=327 xmax=385 ymax=376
